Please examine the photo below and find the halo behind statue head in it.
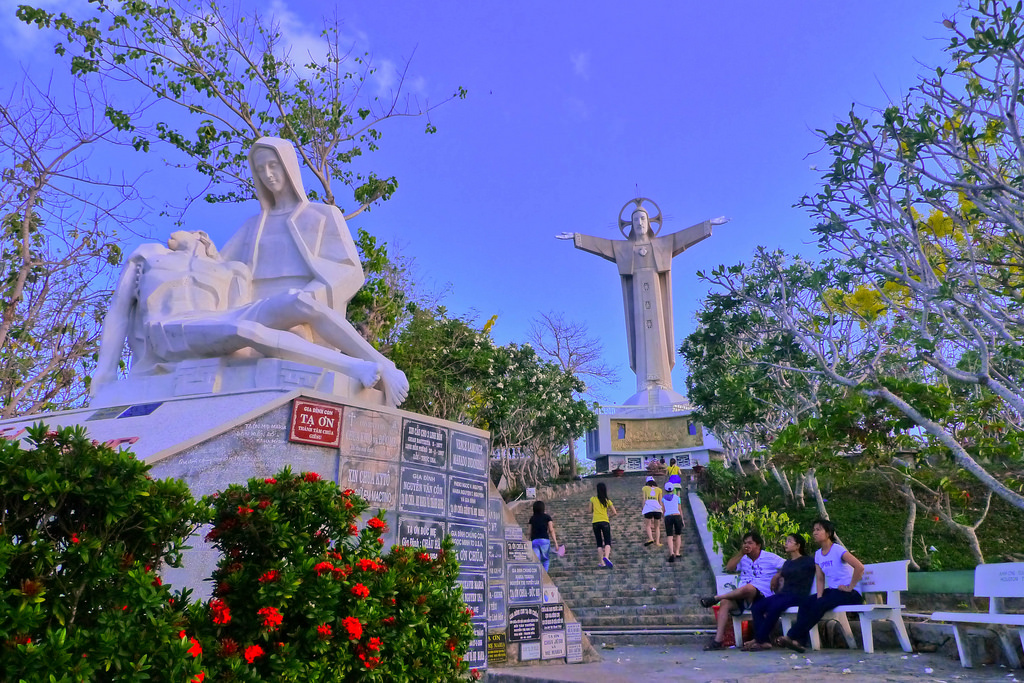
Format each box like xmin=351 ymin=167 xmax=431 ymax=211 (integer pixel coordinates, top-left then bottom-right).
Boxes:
xmin=618 ymin=197 xmax=663 ymax=238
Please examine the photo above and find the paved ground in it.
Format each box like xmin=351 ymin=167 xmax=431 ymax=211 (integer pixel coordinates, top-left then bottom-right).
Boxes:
xmin=487 ymin=644 xmax=1022 ymax=682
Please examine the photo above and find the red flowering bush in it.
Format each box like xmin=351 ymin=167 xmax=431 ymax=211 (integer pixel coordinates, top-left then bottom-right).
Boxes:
xmin=190 ymin=467 xmax=473 ymax=681
xmin=0 ymin=424 xmax=206 ymax=681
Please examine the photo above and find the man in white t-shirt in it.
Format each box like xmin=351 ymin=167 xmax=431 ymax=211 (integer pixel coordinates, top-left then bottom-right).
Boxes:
xmin=700 ymin=530 xmax=785 ymax=650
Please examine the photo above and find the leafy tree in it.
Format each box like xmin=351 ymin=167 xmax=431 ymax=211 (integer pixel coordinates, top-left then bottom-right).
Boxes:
xmin=0 ymin=424 xmax=206 ymax=681
xmin=390 ymin=307 xmax=497 ymax=423
xmin=480 ymin=343 xmax=595 ymax=490
xmin=528 ymin=311 xmax=617 ymax=476
xmin=191 ymin=468 xmax=475 ymax=682
xmin=16 ymin=0 xmax=465 ymax=216
xmin=0 ymin=79 xmax=137 ymax=417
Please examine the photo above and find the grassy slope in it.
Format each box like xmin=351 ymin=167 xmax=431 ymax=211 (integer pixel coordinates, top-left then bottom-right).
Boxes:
xmin=700 ymin=471 xmax=1024 ymax=569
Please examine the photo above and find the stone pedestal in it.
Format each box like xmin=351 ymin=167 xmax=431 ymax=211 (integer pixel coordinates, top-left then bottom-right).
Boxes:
xmin=0 ymin=383 xmax=597 ymax=670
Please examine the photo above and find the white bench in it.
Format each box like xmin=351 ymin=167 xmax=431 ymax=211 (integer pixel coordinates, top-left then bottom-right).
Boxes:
xmin=717 ymin=559 xmax=912 ymax=653
xmin=931 ymin=562 xmax=1024 ymax=669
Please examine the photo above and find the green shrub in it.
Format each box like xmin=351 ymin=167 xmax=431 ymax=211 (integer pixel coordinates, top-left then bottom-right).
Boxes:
xmin=0 ymin=424 xmax=206 ymax=682
xmin=707 ymin=496 xmax=801 ymax=558
xmin=191 ymin=467 xmax=475 ymax=682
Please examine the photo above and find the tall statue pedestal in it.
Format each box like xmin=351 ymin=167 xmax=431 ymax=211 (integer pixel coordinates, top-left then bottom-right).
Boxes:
xmin=0 ymin=384 xmax=598 ymax=670
xmin=584 ymin=391 xmax=723 ymax=475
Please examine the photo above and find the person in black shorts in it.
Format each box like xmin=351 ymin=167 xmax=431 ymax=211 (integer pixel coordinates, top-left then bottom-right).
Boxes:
xmin=661 ymin=481 xmax=685 ymax=562
xmin=589 ymin=482 xmax=617 ymax=567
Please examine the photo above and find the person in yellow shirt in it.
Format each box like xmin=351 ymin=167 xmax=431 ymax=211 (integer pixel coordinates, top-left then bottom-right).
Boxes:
xmin=641 ymin=476 xmax=664 ymax=547
xmin=666 ymin=458 xmax=682 ymax=478
xmin=589 ymin=482 xmax=617 ymax=568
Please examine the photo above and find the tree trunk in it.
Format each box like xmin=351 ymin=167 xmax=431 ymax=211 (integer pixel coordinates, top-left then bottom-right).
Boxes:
xmin=567 ymin=439 xmax=577 ymax=479
xmin=770 ymin=463 xmax=794 ymax=502
xmin=795 ymin=472 xmax=806 ymax=508
xmin=901 ymin=482 xmax=920 ymax=571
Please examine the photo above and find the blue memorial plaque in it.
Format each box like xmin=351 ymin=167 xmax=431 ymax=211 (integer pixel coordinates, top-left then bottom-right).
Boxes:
xmin=401 ymin=419 xmax=447 ymax=469
xmin=487 ymin=494 xmax=504 ymax=538
xmin=466 ymin=620 xmax=488 ymax=669
xmin=448 ymin=476 xmax=487 ymax=523
xmin=449 ymin=431 xmax=489 ymax=478
xmin=448 ymin=522 xmax=486 ymax=569
xmin=397 ymin=467 xmax=446 ymax=517
xmin=507 ymin=563 xmax=543 ymax=604
xmin=456 ymin=572 xmax=487 ymax=620
xmin=488 ymin=583 xmax=507 ymax=629
xmin=487 ymin=541 xmax=505 ymax=581
xmin=396 ymin=515 xmax=445 ymax=555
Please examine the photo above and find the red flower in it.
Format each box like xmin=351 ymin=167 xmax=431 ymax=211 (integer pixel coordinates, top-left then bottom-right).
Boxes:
xmin=20 ymin=579 xmax=40 ymax=597
xmin=210 ymin=598 xmax=231 ymax=625
xmin=349 ymin=524 xmax=359 ymax=536
xmin=314 ymin=561 xmax=335 ymax=576
xmin=332 ymin=564 xmax=352 ymax=580
xmin=258 ymin=606 xmax=283 ymax=630
xmin=237 ymin=506 xmax=254 ymax=515
xmin=303 ymin=472 xmax=321 ymax=482
xmin=362 ymin=655 xmax=380 ymax=670
xmin=382 ymin=616 xmax=396 ymax=626
xmin=188 ymin=637 xmax=202 ymax=658
xmin=264 ymin=478 xmax=277 ymax=484
xmin=218 ymin=638 xmax=239 ymax=657
xmin=344 ymin=500 xmax=354 ymax=509
xmin=446 ymin=638 xmax=457 ymax=652
xmin=317 ymin=623 xmax=332 ymax=639
xmin=342 ymin=616 xmax=362 ymax=640
xmin=258 ymin=570 xmax=280 ymax=583
xmin=244 ymin=644 xmax=264 ymax=663
xmin=8 ymin=634 xmax=31 ymax=646
xmin=356 ymin=558 xmax=379 ymax=572
xmin=152 ymin=576 xmax=163 ymax=587
xmin=367 ymin=517 xmax=387 ymax=530
xmin=417 ymin=553 xmax=431 ymax=562
xmin=258 ymin=499 xmax=270 ymax=509
xmin=342 ymin=488 xmax=354 ymax=496
xmin=367 ymin=636 xmax=381 ymax=651
xmin=351 ymin=583 xmax=370 ymax=599
xmin=470 ymin=669 xmax=482 ymax=680
xmin=464 ymin=607 xmax=475 ymax=617
xmin=934 ymin=516 xmax=940 ymax=521
xmin=70 ymin=533 xmax=80 ymax=544
xmin=192 ymin=672 xmax=205 ymax=683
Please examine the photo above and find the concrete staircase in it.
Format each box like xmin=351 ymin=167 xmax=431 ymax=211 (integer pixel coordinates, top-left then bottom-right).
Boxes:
xmin=511 ymin=474 xmax=716 ymax=645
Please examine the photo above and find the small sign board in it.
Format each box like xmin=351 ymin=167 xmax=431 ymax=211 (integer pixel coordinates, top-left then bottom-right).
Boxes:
xmin=541 ymin=603 xmax=565 ymax=632
xmin=525 ymin=487 xmax=536 ymax=499
xmin=566 ymin=622 xmax=582 ymax=643
xmin=508 ymin=605 xmax=542 ymax=642
xmin=503 ymin=525 xmax=523 ymax=541
xmin=447 ymin=476 xmax=487 ymax=523
xmin=541 ymin=631 xmax=566 ymax=660
xmin=488 ymin=541 xmax=506 ymax=581
xmin=398 ymin=467 xmax=447 ymax=517
xmin=449 ymin=431 xmax=489 ymax=478
xmin=289 ymin=399 xmax=342 ymax=447
xmin=487 ymin=583 xmax=507 ymax=629
xmin=401 ymin=419 xmax=448 ymax=469
xmin=487 ymin=632 xmax=508 ymax=665
xmin=508 ymin=563 xmax=543 ymax=604
xmin=396 ymin=516 xmax=444 ymax=555
xmin=543 ymin=585 xmax=560 ymax=604
xmin=448 ymin=522 xmax=487 ymax=569
xmin=506 ymin=540 xmax=532 ymax=563
xmin=566 ymin=641 xmax=583 ymax=663
xmin=520 ymin=641 xmax=541 ymax=661
xmin=465 ymin=621 xmax=487 ymax=669
xmin=456 ymin=572 xmax=487 ymax=619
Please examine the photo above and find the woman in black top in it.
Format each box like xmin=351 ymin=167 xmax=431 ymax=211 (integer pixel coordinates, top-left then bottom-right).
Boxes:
xmin=743 ymin=533 xmax=815 ymax=651
xmin=529 ymin=501 xmax=559 ymax=572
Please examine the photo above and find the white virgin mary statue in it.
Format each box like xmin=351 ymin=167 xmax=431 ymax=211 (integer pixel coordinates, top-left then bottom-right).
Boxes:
xmin=558 ymin=198 xmax=726 ymax=405
xmin=218 ymin=137 xmax=409 ymax=405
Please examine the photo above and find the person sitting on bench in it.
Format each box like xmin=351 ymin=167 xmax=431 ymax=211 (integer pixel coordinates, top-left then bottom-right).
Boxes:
xmin=700 ymin=530 xmax=784 ymax=650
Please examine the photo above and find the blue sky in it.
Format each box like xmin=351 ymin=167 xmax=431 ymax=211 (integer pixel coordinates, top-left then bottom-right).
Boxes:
xmin=1 ymin=0 xmax=956 ymax=404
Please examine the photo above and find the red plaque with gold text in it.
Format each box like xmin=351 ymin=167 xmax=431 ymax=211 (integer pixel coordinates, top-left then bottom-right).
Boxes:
xmin=289 ymin=399 xmax=343 ymax=447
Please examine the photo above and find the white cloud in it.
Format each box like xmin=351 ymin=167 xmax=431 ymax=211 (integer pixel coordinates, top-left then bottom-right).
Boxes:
xmin=0 ymin=0 xmax=84 ymax=53
xmin=570 ymin=50 xmax=591 ymax=80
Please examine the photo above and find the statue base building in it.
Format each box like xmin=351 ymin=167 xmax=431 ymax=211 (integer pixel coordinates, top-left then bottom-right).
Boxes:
xmin=585 ymin=389 xmax=723 ymax=474
xmin=1 ymin=376 xmax=598 ymax=671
